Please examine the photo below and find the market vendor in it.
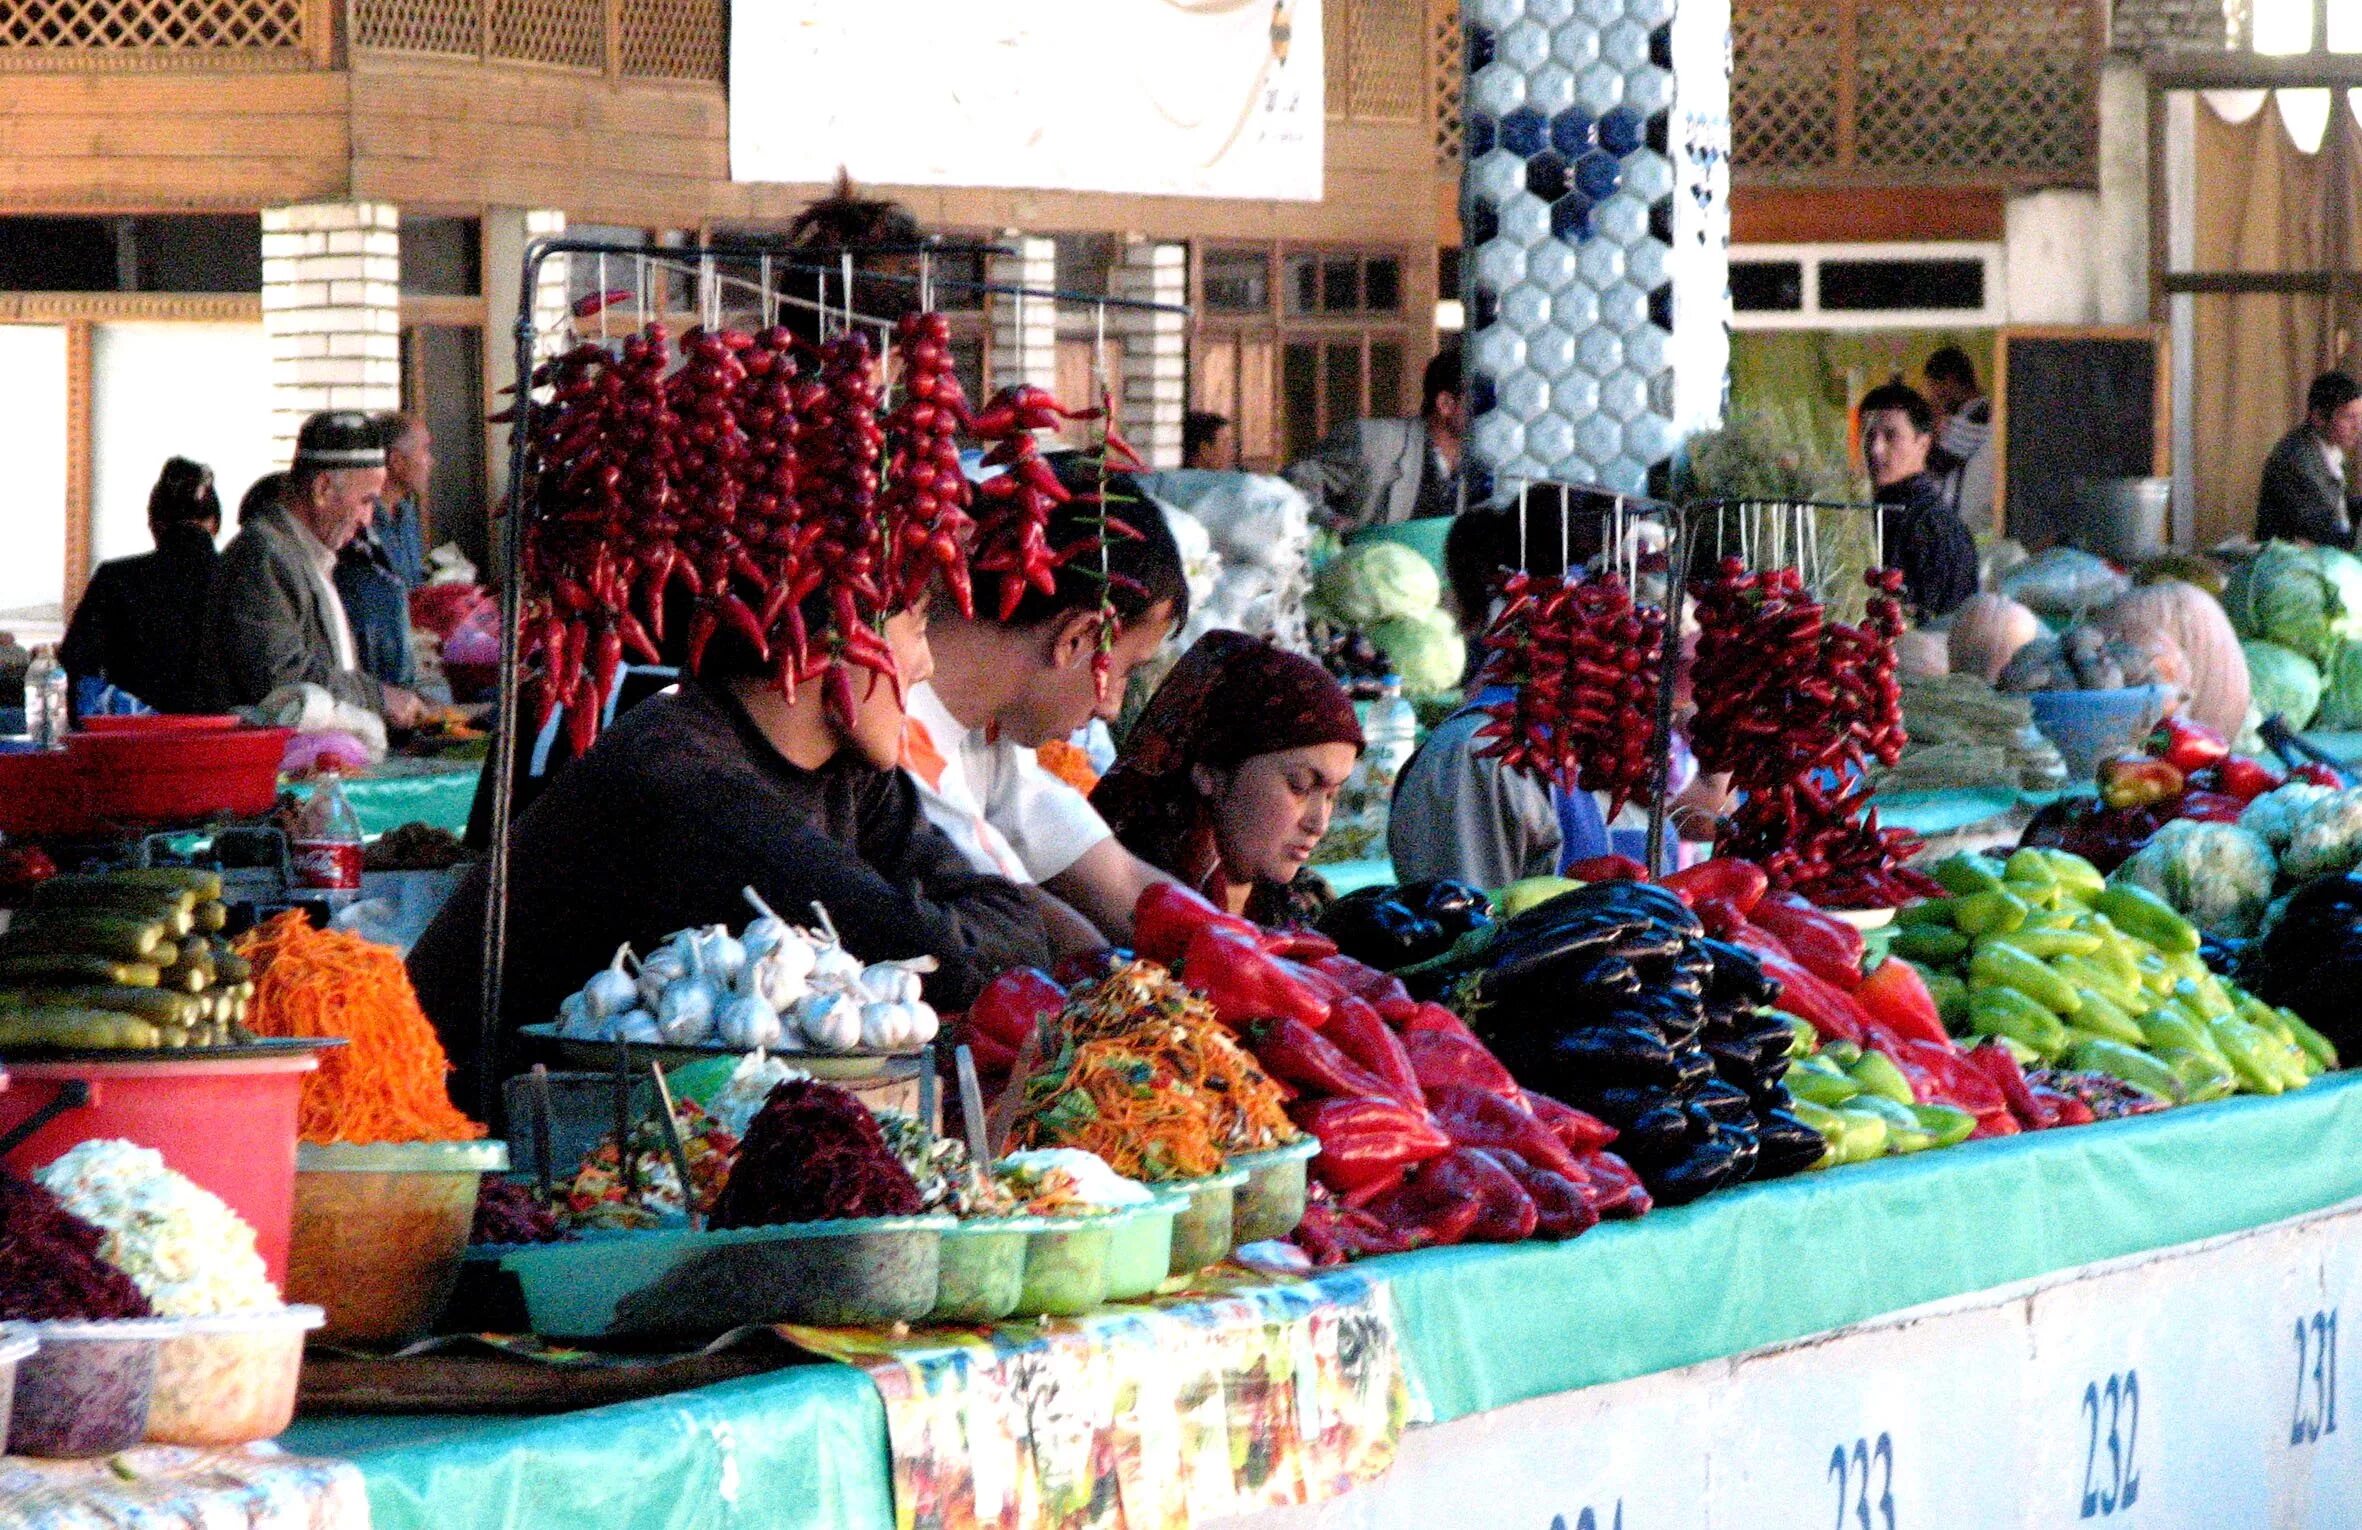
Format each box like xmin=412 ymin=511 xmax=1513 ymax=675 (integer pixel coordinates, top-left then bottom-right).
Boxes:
xmin=1091 ymin=630 xmax=1363 ymax=926
xmin=2255 ymin=370 xmax=2362 ymax=548
xmin=407 ymin=594 xmax=1052 ymax=1106
xmin=1858 ymin=382 xmax=1977 ymax=619
xmin=904 ymin=480 xmax=1189 ymax=947
xmin=60 ymin=456 xmax=220 ymax=715
xmin=193 ymin=412 xmax=429 ymax=727
xmin=1392 ymin=497 xmax=1724 ymax=887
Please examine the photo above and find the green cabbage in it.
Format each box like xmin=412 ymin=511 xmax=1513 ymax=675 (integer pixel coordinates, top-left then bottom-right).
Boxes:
xmin=2226 ymin=541 xmax=2343 ymax=663
xmin=1313 ymin=542 xmax=1441 ymax=629
xmin=2317 ymin=547 xmax=2362 ymax=640
xmin=2244 ymin=639 xmax=2325 ymax=729
xmin=2110 ymin=819 xmax=2279 ymax=937
xmin=1368 ymin=607 xmax=1467 ymax=697
xmin=2318 ymin=638 xmax=2362 ymax=730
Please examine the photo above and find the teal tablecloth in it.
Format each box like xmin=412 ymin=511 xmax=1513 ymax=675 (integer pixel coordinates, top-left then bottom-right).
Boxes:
xmin=290 ymin=758 xmax=482 ymax=839
xmin=275 ymin=1074 xmax=2362 ymax=1529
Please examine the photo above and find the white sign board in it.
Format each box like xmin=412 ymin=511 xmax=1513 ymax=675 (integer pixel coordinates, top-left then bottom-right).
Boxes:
xmin=1220 ymin=1199 xmax=2362 ymax=1530
xmin=729 ymin=1 xmax=1323 ymax=201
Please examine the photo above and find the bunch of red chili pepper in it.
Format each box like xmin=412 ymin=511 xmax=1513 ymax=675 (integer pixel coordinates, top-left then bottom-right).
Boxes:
xmin=519 ymin=315 xmax=1040 ymax=743
xmin=1469 ymin=569 xmax=1666 ymax=817
xmin=1690 ymin=559 xmax=1936 ymax=908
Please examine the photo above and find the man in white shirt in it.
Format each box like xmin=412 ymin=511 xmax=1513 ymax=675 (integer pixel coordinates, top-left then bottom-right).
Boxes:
xmin=903 ymin=474 xmax=1189 ymax=947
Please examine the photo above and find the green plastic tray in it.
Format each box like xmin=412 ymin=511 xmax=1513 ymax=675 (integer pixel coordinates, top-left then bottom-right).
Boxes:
xmin=1230 ymin=1137 xmax=1320 ymax=1245
xmin=498 ymin=1215 xmax=950 ymax=1338
xmin=1102 ymin=1197 xmax=1182 ymax=1302
xmin=928 ymin=1219 xmax=1035 ymax=1324
xmin=1014 ymin=1215 xmax=1117 ymax=1317
xmin=1160 ymin=1167 xmax=1249 ymax=1278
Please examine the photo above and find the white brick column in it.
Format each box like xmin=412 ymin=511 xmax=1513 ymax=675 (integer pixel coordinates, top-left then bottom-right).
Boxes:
xmin=1111 ymin=240 xmax=1186 ymax=470
xmin=986 ymin=235 xmax=1057 ymax=394
xmin=261 ymin=201 xmax=401 ymax=459
xmin=482 ymin=208 xmax=570 ymax=507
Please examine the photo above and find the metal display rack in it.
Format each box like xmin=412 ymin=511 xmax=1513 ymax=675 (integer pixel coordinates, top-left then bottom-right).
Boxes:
xmin=476 ymin=236 xmax=1189 ymax=1121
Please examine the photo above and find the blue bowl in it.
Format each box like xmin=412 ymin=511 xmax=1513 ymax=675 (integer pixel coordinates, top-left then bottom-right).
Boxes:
xmin=2025 ymin=685 xmax=2173 ymax=778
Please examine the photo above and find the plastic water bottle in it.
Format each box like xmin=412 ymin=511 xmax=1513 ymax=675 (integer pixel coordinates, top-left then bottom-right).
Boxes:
xmin=23 ymin=645 xmax=66 ymax=748
xmin=1365 ymin=676 xmax=1419 ymax=785
xmin=290 ymin=768 xmax=366 ymax=911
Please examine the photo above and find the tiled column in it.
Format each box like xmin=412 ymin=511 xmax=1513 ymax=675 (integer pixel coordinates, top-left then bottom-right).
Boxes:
xmin=1458 ymin=0 xmax=1731 ymax=497
xmin=260 ymin=201 xmax=401 ymax=459
xmin=1111 ymin=239 xmax=1188 ymax=470
xmin=986 ymin=236 xmax=1058 ymax=394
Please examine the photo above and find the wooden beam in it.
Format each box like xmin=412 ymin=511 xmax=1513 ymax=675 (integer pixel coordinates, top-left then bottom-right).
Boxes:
xmin=1729 ymin=186 xmax=2006 ymax=244
xmin=2162 ymin=272 xmax=2362 ymax=295
xmin=2146 ymin=51 xmax=2362 ymax=90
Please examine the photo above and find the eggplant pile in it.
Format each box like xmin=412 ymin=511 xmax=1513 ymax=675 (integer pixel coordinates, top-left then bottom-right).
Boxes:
xmin=1318 ymin=879 xmax=1495 ymax=971
xmin=1427 ymin=881 xmax=1825 ymax=1206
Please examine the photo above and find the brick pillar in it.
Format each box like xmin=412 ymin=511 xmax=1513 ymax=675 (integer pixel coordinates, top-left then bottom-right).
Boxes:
xmin=260 ymin=201 xmax=402 ymax=460
xmin=986 ymin=236 xmax=1057 ymax=394
xmin=1111 ymin=240 xmax=1188 ymax=471
xmin=482 ymin=208 xmax=570 ymax=508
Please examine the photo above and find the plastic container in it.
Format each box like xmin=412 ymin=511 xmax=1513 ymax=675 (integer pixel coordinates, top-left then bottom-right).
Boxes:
xmin=67 ymin=722 xmax=293 ymax=826
xmin=928 ymin=1218 xmax=1036 ymax=1324
xmin=1103 ymin=1196 xmax=1182 ymax=1302
xmin=2025 ymin=685 xmax=2174 ymax=779
xmin=6 ymin=1317 xmax=181 ymax=1458
xmin=0 ymin=747 xmax=92 ymax=835
xmin=501 ymin=1215 xmax=950 ymax=1338
xmin=287 ymin=1139 xmax=508 ymax=1346
xmin=1231 ymin=1137 xmax=1321 ymax=1245
xmin=144 ymin=1304 xmax=323 ymax=1446
xmin=77 ymin=714 xmax=244 ymax=735
xmin=1162 ymin=1167 xmax=1249 ymax=1278
xmin=0 ymin=1329 xmax=33 ymax=1450
xmin=0 ymin=1050 xmax=322 ymax=1285
xmin=1014 ymin=1215 xmax=1117 ymax=1317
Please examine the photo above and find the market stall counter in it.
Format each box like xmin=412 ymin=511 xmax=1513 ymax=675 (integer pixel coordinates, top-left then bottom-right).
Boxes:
xmin=257 ymin=1073 xmax=2362 ymax=1530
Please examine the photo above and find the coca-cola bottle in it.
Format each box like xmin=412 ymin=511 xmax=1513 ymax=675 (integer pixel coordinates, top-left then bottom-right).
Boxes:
xmin=290 ymin=768 xmax=365 ymax=910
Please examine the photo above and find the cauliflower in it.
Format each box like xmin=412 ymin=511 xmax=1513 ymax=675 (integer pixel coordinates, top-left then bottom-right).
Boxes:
xmin=2111 ymin=819 xmax=2279 ymax=937
xmin=2238 ymin=783 xmax=2334 ymax=852
xmin=2280 ymin=789 xmax=2362 ymax=880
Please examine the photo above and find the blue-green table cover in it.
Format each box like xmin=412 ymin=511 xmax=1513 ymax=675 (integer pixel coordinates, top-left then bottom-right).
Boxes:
xmin=288 ymin=758 xmax=482 ymax=839
xmin=279 ymin=1074 xmax=2362 ymax=1529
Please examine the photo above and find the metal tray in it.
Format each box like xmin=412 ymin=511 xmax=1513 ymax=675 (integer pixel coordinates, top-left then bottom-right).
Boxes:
xmin=517 ymin=1023 xmax=925 ymax=1082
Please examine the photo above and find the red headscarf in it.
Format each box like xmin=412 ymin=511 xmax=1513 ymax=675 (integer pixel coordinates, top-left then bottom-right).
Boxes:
xmin=1092 ymin=632 xmax=1363 ymax=898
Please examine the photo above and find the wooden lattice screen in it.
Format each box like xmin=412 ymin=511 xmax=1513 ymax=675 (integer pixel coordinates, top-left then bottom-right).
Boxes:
xmin=1735 ymin=0 xmax=2105 ymax=187
xmin=0 ymin=0 xmax=306 ymax=51
xmin=1326 ymin=0 xmax=1428 ymax=122
xmin=352 ymin=0 xmax=723 ymax=79
xmin=1431 ymin=0 xmax=1464 ymax=168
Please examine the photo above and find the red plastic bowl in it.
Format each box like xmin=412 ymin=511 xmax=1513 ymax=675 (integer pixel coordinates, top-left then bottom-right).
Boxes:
xmin=68 ymin=725 xmax=294 ymax=826
xmin=0 ymin=750 xmax=93 ymax=836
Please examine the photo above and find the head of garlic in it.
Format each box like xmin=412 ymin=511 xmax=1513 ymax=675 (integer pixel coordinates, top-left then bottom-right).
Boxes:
xmin=858 ymin=962 xmax=925 ymax=1007
xmin=655 ymin=976 xmax=717 ymax=1045
xmin=715 ymin=991 xmax=783 ymax=1050
xmin=792 ymin=989 xmax=863 ymax=1052
xmin=695 ymin=925 xmax=748 ymax=989
xmin=615 ymin=1009 xmax=662 ymax=1044
xmin=635 ymin=945 xmax=688 ymax=1010
xmin=582 ymin=944 xmax=638 ymax=1019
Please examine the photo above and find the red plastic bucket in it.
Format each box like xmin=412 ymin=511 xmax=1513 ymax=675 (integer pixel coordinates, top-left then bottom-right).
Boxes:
xmin=77 ymin=715 xmax=244 ymax=735
xmin=68 ymin=724 xmax=293 ymax=825
xmin=0 ymin=750 xmax=93 ymax=836
xmin=0 ymin=1051 xmax=321 ymax=1286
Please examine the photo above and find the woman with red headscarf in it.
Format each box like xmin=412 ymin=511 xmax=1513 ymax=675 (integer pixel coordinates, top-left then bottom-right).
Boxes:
xmin=1092 ymin=631 xmax=1365 ymax=927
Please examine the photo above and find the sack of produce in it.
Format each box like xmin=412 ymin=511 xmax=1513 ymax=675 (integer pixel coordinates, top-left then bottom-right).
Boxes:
xmin=2000 ymin=546 xmax=2132 ymax=620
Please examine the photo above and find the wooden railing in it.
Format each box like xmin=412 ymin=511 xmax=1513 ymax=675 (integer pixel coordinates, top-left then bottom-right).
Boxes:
xmin=0 ymin=0 xmax=332 ymax=69
xmin=350 ymin=0 xmax=724 ymax=82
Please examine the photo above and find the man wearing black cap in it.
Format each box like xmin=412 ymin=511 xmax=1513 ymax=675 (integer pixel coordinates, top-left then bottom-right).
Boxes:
xmin=194 ymin=411 xmax=427 ymax=726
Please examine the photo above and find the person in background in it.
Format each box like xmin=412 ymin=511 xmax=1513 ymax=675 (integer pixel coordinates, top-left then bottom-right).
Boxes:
xmin=407 ymin=588 xmax=1049 ymax=1107
xmin=372 ymin=412 xmax=433 ymax=589
xmin=194 ymin=412 xmax=428 ymax=726
xmin=2255 ymin=370 xmax=2362 ymax=548
xmin=1182 ymin=410 xmax=1232 ymax=470
xmin=1922 ymin=345 xmax=1995 ymax=531
xmin=1092 ymin=631 xmax=1363 ymax=927
xmin=1858 ymin=382 xmax=1978 ymax=619
xmin=905 ymin=479 xmax=1187 ymax=948
xmin=237 ymin=472 xmax=286 ymax=527
xmin=60 ymin=456 xmax=221 ymax=714
xmin=1285 ymin=344 xmax=1464 ymax=533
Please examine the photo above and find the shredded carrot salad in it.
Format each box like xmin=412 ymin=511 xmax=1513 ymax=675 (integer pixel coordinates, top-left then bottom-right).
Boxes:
xmin=1008 ymin=959 xmax=1296 ymax=1181
xmin=234 ymin=912 xmax=484 ymax=1144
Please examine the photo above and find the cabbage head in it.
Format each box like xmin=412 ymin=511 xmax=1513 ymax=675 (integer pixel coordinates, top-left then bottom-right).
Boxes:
xmin=2243 ymin=639 xmax=2325 ymax=730
xmin=1312 ymin=541 xmax=1441 ymax=629
xmin=2317 ymin=546 xmax=2362 ymax=640
xmin=2226 ymin=540 xmax=2343 ymax=663
xmin=2110 ymin=819 xmax=2279 ymax=937
xmin=2317 ymin=637 xmax=2362 ymax=729
xmin=1368 ymin=607 xmax=1467 ymax=697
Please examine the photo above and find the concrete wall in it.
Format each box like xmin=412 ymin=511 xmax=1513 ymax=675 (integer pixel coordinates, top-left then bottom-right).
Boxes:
xmin=2003 ymin=59 xmax=2152 ymax=326
xmin=2111 ymin=0 xmax=2231 ymax=53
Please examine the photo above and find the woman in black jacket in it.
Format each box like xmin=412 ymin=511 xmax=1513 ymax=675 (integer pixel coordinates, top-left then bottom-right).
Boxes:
xmin=60 ymin=457 xmax=221 ymax=713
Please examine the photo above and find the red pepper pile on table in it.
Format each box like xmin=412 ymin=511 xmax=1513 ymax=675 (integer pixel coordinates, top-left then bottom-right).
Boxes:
xmin=1471 ymin=570 xmax=1667 ymax=818
xmin=520 ymin=315 xmax=1136 ymax=746
xmin=963 ymin=885 xmax=1654 ymax=1265
xmin=1647 ymin=856 xmax=2068 ymax=1138
xmin=1690 ymin=562 xmax=1938 ymax=909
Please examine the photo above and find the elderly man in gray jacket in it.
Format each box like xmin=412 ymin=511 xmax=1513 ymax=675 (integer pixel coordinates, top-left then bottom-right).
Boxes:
xmin=196 ymin=411 xmax=427 ymax=727
xmin=1285 ymin=345 xmax=1465 ymax=533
